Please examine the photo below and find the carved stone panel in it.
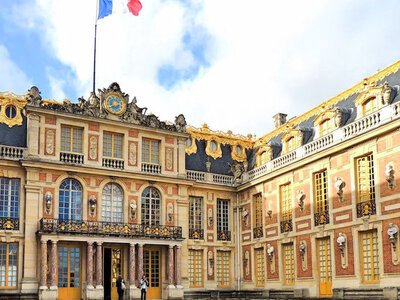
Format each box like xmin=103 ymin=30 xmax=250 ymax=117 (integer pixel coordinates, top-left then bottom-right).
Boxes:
xmin=128 ymin=141 xmax=138 ymax=166
xmin=45 ymin=128 xmax=56 ymax=156
xmin=165 ymin=147 xmax=174 ymax=171
xmin=88 ymin=135 xmax=98 ymax=161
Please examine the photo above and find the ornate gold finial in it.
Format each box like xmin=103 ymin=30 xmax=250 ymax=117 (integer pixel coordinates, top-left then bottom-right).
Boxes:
xmin=247 ymin=134 xmax=253 ymax=140
xmin=227 ymin=130 xmax=232 ymax=136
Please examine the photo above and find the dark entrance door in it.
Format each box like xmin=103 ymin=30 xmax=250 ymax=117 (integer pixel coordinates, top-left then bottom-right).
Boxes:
xmin=104 ymin=248 xmax=112 ymax=300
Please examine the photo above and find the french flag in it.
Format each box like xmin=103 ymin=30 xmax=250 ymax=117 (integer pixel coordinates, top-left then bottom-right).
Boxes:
xmin=98 ymin=0 xmax=143 ymax=19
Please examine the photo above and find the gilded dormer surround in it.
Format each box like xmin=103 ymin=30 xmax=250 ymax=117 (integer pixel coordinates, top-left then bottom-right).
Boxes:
xmin=281 ymin=127 xmax=303 ymax=154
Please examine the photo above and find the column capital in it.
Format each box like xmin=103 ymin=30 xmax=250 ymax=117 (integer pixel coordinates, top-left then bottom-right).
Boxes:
xmin=96 ymin=242 xmax=103 ymax=246
xmin=169 ymin=245 xmax=174 ymax=249
xmin=40 ymin=239 xmax=48 ymax=244
xmin=175 ymin=244 xmax=181 ymax=249
xmin=50 ymin=239 xmax=57 ymax=245
xmin=130 ymin=242 xmax=136 ymax=247
xmin=138 ymin=243 xmax=144 ymax=248
xmin=87 ymin=241 xmax=94 ymax=246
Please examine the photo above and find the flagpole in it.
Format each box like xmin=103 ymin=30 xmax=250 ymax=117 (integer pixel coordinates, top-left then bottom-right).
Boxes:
xmin=93 ymin=0 xmax=99 ymax=94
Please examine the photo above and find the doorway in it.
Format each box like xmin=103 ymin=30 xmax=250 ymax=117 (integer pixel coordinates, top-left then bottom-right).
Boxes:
xmin=57 ymin=245 xmax=82 ymax=300
xmin=103 ymin=247 xmax=122 ymax=300
xmin=143 ymin=247 xmax=162 ymax=299
xmin=318 ymin=238 xmax=332 ymax=297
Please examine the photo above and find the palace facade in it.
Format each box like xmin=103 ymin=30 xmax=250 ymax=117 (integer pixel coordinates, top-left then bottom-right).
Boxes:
xmin=1 ymin=60 xmax=400 ymax=300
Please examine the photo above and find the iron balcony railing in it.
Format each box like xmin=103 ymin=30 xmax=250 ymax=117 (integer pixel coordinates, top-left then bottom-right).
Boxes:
xmin=253 ymin=227 xmax=263 ymax=239
xmin=314 ymin=210 xmax=330 ymax=226
xmin=356 ymin=200 xmax=376 ymax=218
xmin=0 ymin=217 xmax=19 ymax=230
xmin=38 ymin=218 xmax=183 ymax=240
xmin=280 ymin=219 xmax=293 ymax=233
xmin=189 ymin=228 xmax=204 ymax=240
xmin=217 ymin=230 xmax=231 ymax=241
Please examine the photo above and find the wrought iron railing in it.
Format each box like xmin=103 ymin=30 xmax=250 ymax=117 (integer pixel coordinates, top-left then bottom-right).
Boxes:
xmin=0 ymin=217 xmax=19 ymax=230
xmin=314 ymin=210 xmax=330 ymax=226
xmin=38 ymin=218 xmax=183 ymax=239
xmin=217 ymin=230 xmax=231 ymax=241
xmin=280 ymin=220 xmax=293 ymax=233
xmin=356 ymin=200 xmax=376 ymax=218
xmin=253 ymin=227 xmax=263 ymax=239
xmin=189 ymin=228 xmax=204 ymax=240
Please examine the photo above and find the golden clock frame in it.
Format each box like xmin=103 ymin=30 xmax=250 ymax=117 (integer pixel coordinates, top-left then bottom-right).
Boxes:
xmin=103 ymin=93 xmax=127 ymax=116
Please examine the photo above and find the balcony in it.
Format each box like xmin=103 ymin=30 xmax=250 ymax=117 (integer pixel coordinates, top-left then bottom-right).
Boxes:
xmin=60 ymin=152 xmax=84 ymax=164
xmin=0 ymin=217 xmax=19 ymax=230
xmin=185 ymin=170 xmax=234 ymax=186
xmin=280 ymin=219 xmax=293 ymax=233
xmin=253 ymin=227 xmax=263 ymax=239
xmin=102 ymin=157 xmax=124 ymax=169
xmin=314 ymin=210 xmax=330 ymax=226
xmin=0 ymin=145 xmax=25 ymax=160
xmin=356 ymin=200 xmax=376 ymax=218
xmin=217 ymin=230 xmax=231 ymax=241
xmin=141 ymin=163 xmax=161 ymax=174
xmin=38 ymin=218 xmax=183 ymax=240
xmin=189 ymin=228 xmax=204 ymax=240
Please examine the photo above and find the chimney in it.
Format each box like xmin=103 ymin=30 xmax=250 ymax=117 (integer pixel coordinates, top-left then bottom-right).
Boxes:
xmin=273 ymin=113 xmax=287 ymax=129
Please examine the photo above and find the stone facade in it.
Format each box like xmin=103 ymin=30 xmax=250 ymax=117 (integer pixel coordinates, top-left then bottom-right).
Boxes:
xmin=1 ymin=61 xmax=400 ymax=299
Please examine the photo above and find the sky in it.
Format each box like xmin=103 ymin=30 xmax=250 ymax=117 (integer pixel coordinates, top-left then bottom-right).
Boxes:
xmin=1 ymin=0 xmax=400 ymax=137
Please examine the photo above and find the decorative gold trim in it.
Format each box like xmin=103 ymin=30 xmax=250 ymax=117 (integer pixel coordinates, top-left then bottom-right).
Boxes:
xmin=231 ymin=143 xmax=246 ymax=162
xmin=206 ymin=139 xmax=222 ymax=159
xmin=255 ymin=59 xmax=400 ymax=146
xmin=313 ymin=107 xmax=337 ymax=126
xmin=0 ymin=92 xmax=27 ymax=128
xmin=185 ymin=136 xmax=197 ymax=155
xmin=281 ymin=127 xmax=303 ymax=154
xmin=255 ymin=144 xmax=273 ymax=166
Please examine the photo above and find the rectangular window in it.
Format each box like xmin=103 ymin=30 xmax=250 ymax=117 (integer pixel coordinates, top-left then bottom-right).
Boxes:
xmin=142 ymin=139 xmax=160 ymax=164
xmin=283 ymin=243 xmax=294 ymax=285
xmin=189 ymin=196 xmax=203 ymax=239
xmin=319 ymin=119 xmax=333 ymax=136
xmin=314 ymin=170 xmax=329 ymax=225
xmin=217 ymin=199 xmax=230 ymax=240
xmin=0 ymin=178 xmax=19 ymax=218
xmin=255 ymin=248 xmax=265 ymax=287
xmin=216 ymin=251 xmax=230 ymax=287
xmin=253 ymin=193 xmax=263 ymax=238
xmin=360 ymin=230 xmax=379 ymax=283
xmin=0 ymin=243 xmax=18 ymax=288
xmin=280 ymin=183 xmax=292 ymax=232
xmin=356 ymin=154 xmax=376 ymax=217
xmin=189 ymin=250 xmax=203 ymax=287
xmin=103 ymin=132 xmax=123 ymax=159
xmin=61 ymin=126 xmax=83 ymax=153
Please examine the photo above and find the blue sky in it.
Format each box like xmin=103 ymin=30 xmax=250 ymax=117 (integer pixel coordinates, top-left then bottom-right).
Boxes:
xmin=1 ymin=0 xmax=400 ymax=136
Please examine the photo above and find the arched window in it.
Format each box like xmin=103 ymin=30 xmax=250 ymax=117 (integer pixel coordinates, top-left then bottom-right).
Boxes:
xmin=363 ymin=98 xmax=376 ymax=116
xmin=102 ymin=183 xmax=123 ymax=223
xmin=59 ymin=179 xmax=82 ymax=220
xmin=286 ymin=137 xmax=296 ymax=152
xmin=319 ymin=119 xmax=332 ymax=137
xmin=141 ymin=187 xmax=161 ymax=225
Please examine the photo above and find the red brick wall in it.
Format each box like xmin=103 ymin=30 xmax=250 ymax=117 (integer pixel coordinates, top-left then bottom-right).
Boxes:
xmin=334 ymin=226 xmax=355 ymax=276
xmin=378 ymin=153 xmax=400 ymax=197
xmin=294 ymin=182 xmax=311 ymax=218
xmin=331 ymin=169 xmax=352 ymax=209
xmin=383 ymin=218 xmax=400 ymax=273
xmin=296 ymin=235 xmax=312 ymax=278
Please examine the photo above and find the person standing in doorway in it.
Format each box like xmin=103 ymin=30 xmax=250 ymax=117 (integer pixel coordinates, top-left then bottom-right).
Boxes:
xmin=140 ymin=275 xmax=149 ymax=300
xmin=116 ymin=275 xmax=126 ymax=300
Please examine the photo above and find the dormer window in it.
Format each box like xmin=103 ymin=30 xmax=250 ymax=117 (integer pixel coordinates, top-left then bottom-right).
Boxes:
xmin=256 ymin=145 xmax=273 ymax=167
xmin=206 ymin=139 xmax=222 ymax=159
xmin=281 ymin=127 xmax=303 ymax=154
xmin=210 ymin=140 xmax=217 ymax=152
xmin=231 ymin=144 xmax=246 ymax=162
xmin=185 ymin=136 xmax=197 ymax=155
xmin=313 ymin=107 xmax=341 ymax=138
xmin=362 ymin=97 xmax=377 ymax=116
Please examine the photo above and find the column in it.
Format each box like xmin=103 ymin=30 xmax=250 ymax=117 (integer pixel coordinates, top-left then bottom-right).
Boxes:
xmin=87 ymin=242 xmax=93 ymax=288
xmin=129 ymin=243 xmax=136 ymax=287
xmin=138 ymin=244 xmax=143 ymax=280
xmin=96 ymin=242 xmax=103 ymax=288
xmin=49 ymin=240 xmax=57 ymax=289
xmin=175 ymin=245 xmax=182 ymax=287
xmin=39 ymin=240 xmax=47 ymax=288
xmin=168 ymin=245 xmax=174 ymax=286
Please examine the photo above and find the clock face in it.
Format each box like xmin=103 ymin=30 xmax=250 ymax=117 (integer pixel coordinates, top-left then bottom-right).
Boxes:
xmin=104 ymin=94 xmax=126 ymax=115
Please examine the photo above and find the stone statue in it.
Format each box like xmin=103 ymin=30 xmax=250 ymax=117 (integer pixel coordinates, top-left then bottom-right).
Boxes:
xmin=385 ymin=163 xmax=396 ymax=189
xmin=25 ymin=86 xmax=42 ymax=106
xmin=174 ymin=114 xmax=187 ymax=133
xmin=229 ymin=161 xmax=244 ymax=184
xmin=382 ymin=81 xmax=392 ymax=105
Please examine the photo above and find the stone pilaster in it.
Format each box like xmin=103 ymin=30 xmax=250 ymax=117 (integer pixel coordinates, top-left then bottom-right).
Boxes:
xmin=175 ymin=245 xmax=182 ymax=287
xmin=87 ymin=242 xmax=94 ymax=288
xmin=168 ymin=245 xmax=174 ymax=287
xmin=39 ymin=240 xmax=47 ymax=289
xmin=49 ymin=240 xmax=57 ymax=289
xmin=96 ymin=242 xmax=103 ymax=288
xmin=138 ymin=244 xmax=143 ymax=280
xmin=26 ymin=113 xmax=40 ymax=158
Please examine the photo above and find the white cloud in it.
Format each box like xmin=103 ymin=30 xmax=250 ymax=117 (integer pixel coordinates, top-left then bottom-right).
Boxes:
xmin=0 ymin=45 xmax=31 ymax=94
xmin=9 ymin=0 xmax=400 ymax=137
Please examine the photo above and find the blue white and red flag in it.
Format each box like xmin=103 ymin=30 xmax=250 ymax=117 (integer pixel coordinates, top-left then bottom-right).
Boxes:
xmin=98 ymin=0 xmax=143 ymax=19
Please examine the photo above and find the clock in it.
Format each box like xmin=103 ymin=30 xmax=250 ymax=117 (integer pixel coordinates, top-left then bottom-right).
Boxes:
xmin=104 ymin=94 xmax=126 ymax=115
